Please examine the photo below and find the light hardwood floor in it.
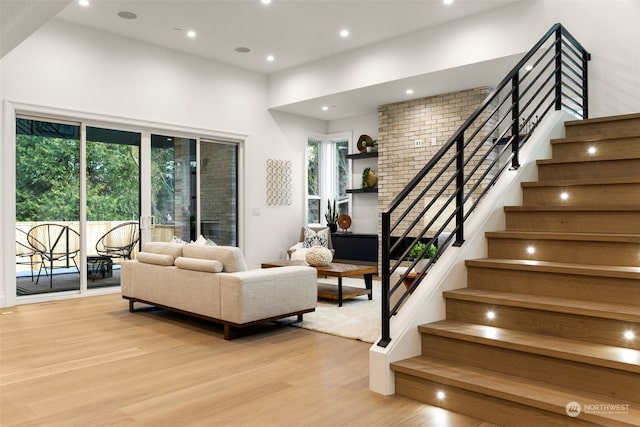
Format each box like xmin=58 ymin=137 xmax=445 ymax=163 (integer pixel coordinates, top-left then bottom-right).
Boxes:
xmin=0 ymin=293 xmax=497 ymax=427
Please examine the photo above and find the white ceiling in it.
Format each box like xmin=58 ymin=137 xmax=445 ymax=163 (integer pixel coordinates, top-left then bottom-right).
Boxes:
xmin=54 ymin=0 xmax=518 ymax=74
xmin=2 ymin=0 xmax=524 ymax=120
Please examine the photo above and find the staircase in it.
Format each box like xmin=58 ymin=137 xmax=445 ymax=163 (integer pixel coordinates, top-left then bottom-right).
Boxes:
xmin=390 ymin=114 xmax=640 ymax=426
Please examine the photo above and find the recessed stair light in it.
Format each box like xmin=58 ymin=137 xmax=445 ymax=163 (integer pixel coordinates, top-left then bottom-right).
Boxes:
xmin=525 ymin=64 xmax=533 ymax=72
xmin=486 ymin=311 xmax=496 ymax=320
xmin=261 ymin=0 xmax=272 ymax=4
xmin=560 ymin=192 xmax=569 ymax=201
xmin=443 ymin=0 xmax=454 ymax=5
xmin=588 ymin=146 xmax=597 ymax=155
xmin=266 ymin=55 xmax=275 ymax=62
xmin=436 ymin=391 xmax=445 ymax=400
xmin=624 ymin=330 xmax=635 ymax=340
xmin=186 ymin=30 xmax=196 ymax=38
xmin=406 ymin=89 xmax=414 ymax=95
xmin=322 ymin=106 xmax=329 ymax=111
xmin=78 ymin=0 xmax=89 ymax=6
xmin=340 ymin=29 xmax=350 ymax=38
xmin=527 ymin=246 xmax=535 ymax=255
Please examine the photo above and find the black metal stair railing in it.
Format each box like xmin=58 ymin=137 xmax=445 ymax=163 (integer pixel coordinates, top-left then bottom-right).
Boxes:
xmin=378 ymin=23 xmax=590 ymax=347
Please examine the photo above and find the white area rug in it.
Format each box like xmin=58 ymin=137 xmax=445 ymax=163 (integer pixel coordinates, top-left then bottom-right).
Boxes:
xmin=292 ymin=277 xmax=381 ymax=343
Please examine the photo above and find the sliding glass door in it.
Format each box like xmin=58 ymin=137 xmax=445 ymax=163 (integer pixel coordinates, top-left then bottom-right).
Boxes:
xmin=85 ymin=127 xmax=141 ymax=288
xmin=15 ymin=118 xmax=81 ymax=295
xmin=15 ymin=117 xmax=239 ymax=300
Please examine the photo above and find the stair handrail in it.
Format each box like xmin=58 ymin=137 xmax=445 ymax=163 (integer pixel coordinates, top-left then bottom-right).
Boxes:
xmin=379 ymin=23 xmax=590 ymax=347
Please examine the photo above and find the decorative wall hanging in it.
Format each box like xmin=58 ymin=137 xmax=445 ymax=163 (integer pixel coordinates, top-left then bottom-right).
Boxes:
xmin=266 ymin=159 xmax=292 ymax=206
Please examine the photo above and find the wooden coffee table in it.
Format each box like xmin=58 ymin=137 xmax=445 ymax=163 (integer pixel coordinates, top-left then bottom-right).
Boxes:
xmin=261 ymin=260 xmax=377 ymax=307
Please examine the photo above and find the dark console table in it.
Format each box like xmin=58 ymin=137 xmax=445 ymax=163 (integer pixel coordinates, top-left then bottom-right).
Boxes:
xmin=331 ymin=232 xmax=378 ymax=263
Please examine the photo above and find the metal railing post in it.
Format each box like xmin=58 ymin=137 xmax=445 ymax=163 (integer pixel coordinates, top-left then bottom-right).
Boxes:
xmin=378 ymin=213 xmax=392 ymax=347
xmin=454 ymin=132 xmax=465 ymax=246
xmin=511 ymin=75 xmax=521 ymax=169
xmin=555 ymin=26 xmax=563 ymax=111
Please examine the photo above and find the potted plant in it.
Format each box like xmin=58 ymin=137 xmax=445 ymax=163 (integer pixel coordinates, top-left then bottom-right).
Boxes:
xmin=408 ymin=241 xmax=437 ymax=272
xmin=365 ymin=139 xmax=378 ymax=152
xmin=324 ymin=199 xmax=338 ymax=232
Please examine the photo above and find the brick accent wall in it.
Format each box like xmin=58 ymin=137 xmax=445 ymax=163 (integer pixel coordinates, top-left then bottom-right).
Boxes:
xmin=377 ymin=87 xmax=497 ymax=257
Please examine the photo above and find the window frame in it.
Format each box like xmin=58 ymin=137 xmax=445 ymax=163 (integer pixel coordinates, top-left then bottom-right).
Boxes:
xmin=305 ymin=132 xmax=351 ymax=226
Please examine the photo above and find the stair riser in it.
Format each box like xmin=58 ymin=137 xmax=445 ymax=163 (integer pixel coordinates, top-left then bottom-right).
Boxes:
xmin=551 ymin=137 xmax=640 ymax=161
xmin=394 ymin=372 xmax=601 ymax=427
xmin=565 ymin=117 xmax=640 ymax=138
xmin=466 ymin=266 xmax=640 ymax=305
xmin=537 ymin=159 xmax=640 ymax=181
xmin=486 ymin=237 xmax=639 ymax=266
xmin=445 ymin=299 xmax=639 ymax=349
xmin=505 ymin=211 xmax=640 ymax=234
xmin=418 ymin=335 xmax=640 ymax=403
xmin=522 ymin=183 xmax=640 ymax=208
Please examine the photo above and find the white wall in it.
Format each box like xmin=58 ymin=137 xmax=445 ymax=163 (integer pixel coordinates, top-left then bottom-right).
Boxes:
xmin=328 ymin=112 xmax=378 ymax=234
xmin=537 ymin=0 xmax=640 ymax=117
xmin=0 ymin=20 xmax=323 ymax=306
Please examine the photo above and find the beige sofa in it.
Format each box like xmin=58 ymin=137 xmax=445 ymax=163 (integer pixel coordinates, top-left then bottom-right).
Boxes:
xmin=121 ymin=242 xmax=317 ymax=339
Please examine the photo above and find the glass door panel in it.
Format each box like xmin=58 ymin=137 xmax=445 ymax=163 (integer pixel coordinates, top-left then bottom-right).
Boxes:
xmin=85 ymin=126 xmax=141 ymax=288
xmin=15 ymin=118 xmax=81 ymax=295
xmin=150 ymin=134 xmax=196 ymax=242
xmin=200 ymin=140 xmax=238 ymax=246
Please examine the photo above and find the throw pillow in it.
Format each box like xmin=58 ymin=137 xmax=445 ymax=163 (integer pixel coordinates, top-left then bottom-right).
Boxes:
xmin=136 ymin=252 xmax=175 ymax=266
xmin=175 ymin=257 xmax=223 ymax=273
xmin=302 ymin=227 xmax=329 ymax=248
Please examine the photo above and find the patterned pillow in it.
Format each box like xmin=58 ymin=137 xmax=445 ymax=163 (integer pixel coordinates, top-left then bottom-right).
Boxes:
xmin=302 ymin=227 xmax=329 ymax=248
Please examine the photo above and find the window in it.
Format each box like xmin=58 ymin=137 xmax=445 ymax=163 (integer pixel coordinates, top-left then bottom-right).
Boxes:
xmin=306 ymin=134 xmax=350 ymax=225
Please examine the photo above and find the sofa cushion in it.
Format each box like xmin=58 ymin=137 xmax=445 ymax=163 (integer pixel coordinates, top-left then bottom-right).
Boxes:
xmin=182 ymin=245 xmax=248 ymax=272
xmin=136 ymin=252 xmax=175 ymax=266
xmin=175 ymin=256 xmax=223 ymax=273
xmin=142 ymin=242 xmax=184 ymax=260
xmin=302 ymin=227 xmax=330 ymax=248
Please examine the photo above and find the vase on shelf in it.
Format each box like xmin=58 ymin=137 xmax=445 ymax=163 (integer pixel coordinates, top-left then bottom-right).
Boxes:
xmin=328 ymin=223 xmax=338 ymax=233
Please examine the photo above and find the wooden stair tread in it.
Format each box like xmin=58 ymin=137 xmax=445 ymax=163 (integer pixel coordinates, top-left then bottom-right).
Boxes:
xmin=550 ymin=133 xmax=640 ymax=144
xmin=443 ymin=288 xmax=640 ymax=322
xmin=521 ymin=177 xmax=640 ymax=187
xmin=465 ymin=258 xmax=640 ymax=280
xmin=418 ymin=319 xmax=640 ymax=372
xmin=537 ymin=156 xmax=640 ymax=165
xmin=392 ymin=356 xmax=640 ymax=425
xmin=485 ymin=230 xmax=640 ymax=243
xmin=504 ymin=205 xmax=639 ymax=212
xmin=565 ymin=112 xmax=640 ymax=127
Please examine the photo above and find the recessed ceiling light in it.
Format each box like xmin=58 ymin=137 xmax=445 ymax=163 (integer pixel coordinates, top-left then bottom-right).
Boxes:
xmin=340 ymin=29 xmax=350 ymax=38
xmin=266 ymin=55 xmax=275 ymax=62
xmin=186 ymin=30 xmax=196 ymax=38
xmin=78 ymin=0 xmax=90 ymax=6
xmin=117 ymin=11 xmax=137 ymax=20
xmin=322 ymin=106 xmax=329 ymax=111
xmin=406 ymin=89 xmax=414 ymax=95
xmin=443 ymin=0 xmax=454 ymax=5
xmin=235 ymin=47 xmax=251 ymax=53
